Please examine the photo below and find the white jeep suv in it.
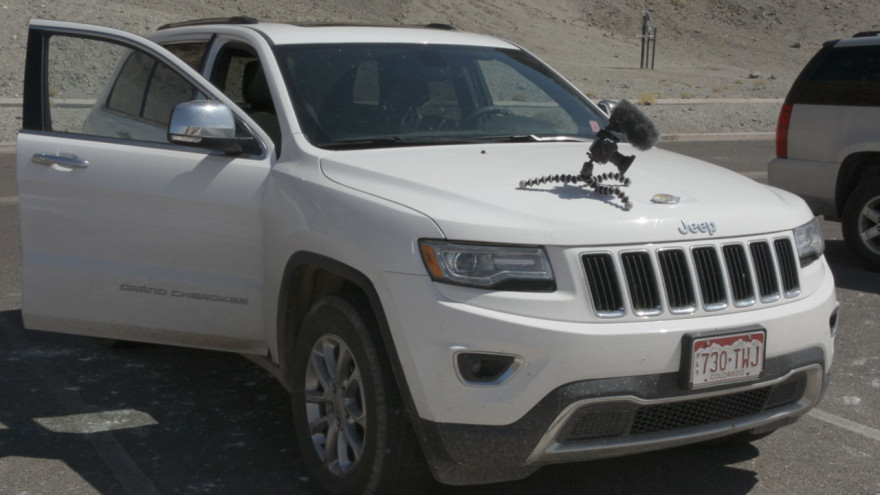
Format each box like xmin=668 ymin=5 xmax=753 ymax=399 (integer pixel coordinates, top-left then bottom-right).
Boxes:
xmin=18 ymin=18 xmax=836 ymax=494
xmin=769 ymin=31 xmax=880 ymax=270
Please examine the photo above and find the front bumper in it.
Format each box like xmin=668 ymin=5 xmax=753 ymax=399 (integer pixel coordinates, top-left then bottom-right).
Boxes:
xmin=419 ymin=350 xmax=826 ymax=485
xmin=384 ymin=259 xmax=836 ymax=426
xmin=381 ymin=254 xmax=836 ymax=485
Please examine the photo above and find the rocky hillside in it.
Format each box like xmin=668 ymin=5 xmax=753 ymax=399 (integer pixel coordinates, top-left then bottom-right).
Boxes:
xmin=1 ymin=0 xmax=878 ymax=140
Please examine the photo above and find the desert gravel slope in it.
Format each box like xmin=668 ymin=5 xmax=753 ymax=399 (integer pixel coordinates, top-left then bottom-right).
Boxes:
xmin=1 ymin=0 xmax=878 ymax=142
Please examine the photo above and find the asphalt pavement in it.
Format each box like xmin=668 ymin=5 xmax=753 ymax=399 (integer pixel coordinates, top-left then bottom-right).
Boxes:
xmin=1 ymin=143 xmax=879 ymax=494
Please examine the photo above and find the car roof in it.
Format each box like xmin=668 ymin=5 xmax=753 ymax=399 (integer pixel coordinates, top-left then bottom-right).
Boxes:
xmin=158 ymin=17 xmax=516 ymax=49
xmin=824 ymin=31 xmax=880 ymax=48
xmin=250 ymin=23 xmax=514 ymax=48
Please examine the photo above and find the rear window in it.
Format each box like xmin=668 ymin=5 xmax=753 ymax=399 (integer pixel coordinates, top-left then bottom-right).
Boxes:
xmin=789 ymin=44 xmax=880 ymax=106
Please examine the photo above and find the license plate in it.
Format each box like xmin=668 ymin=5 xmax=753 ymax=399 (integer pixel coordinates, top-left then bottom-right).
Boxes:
xmin=690 ymin=330 xmax=765 ymax=389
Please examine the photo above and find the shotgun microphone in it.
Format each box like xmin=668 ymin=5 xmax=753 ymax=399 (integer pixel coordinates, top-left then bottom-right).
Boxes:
xmin=607 ymin=98 xmax=660 ymax=151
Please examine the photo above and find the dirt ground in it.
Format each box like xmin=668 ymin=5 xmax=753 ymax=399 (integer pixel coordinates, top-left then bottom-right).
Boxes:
xmin=1 ymin=0 xmax=879 ymax=141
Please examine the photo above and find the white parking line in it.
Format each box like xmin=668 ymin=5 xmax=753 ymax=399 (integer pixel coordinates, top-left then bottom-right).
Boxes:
xmin=809 ymin=408 xmax=880 ymax=443
xmin=34 ymin=409 xmax=159 ymax=434
xmin=0 ymin=196 xmax=19 ymax=206
xmin=5 ymin=327 xmax=162 ymax=495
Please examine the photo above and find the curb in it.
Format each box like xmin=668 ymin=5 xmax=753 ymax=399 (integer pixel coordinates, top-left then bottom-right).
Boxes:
xmin=652 ymin=98 xmax=783 ymax=105
xmin=660 ymin=132 xmax=775 ymax=142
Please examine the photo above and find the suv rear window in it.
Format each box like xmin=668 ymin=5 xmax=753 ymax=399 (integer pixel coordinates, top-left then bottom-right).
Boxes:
xmin=789 ymin=44 xmax=880 ymax=106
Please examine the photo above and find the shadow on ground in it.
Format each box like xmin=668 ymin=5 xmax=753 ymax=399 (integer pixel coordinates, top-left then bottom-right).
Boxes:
xmin=0 ymin=308 xmax=764 ymax=494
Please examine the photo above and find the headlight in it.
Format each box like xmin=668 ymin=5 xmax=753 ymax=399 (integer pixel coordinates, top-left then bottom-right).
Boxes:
xmin=419 ymin=240 xmax=555 ymax=291
xmin=793 ymin=217 xmax=825 ymax=267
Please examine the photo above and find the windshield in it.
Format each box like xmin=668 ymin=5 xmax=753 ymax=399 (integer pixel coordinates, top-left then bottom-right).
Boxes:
xmin=274 ymin=43 xmax=607 ymax=149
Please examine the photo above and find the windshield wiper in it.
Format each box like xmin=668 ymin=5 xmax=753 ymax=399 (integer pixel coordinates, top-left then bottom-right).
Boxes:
xmin=321 ymin=134 xmax=592 ymax=150
xmin=321 ymin=136 xmax=413 ymax=150
xmin=467 ymin=134 xmax=590 ymax=143
xmin=529 ymin=135 xmax=591 ymax=142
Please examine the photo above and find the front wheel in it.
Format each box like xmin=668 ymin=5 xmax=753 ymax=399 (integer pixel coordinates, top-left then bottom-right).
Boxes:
xmin=842 ymin=177 xmax=880 ymax=271
xmin=289 ymin=294 xmax=430 ymax=495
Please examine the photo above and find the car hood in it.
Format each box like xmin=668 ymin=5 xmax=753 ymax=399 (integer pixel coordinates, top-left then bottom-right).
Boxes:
xmin=319 ymin=142 xmax=812 ymax=246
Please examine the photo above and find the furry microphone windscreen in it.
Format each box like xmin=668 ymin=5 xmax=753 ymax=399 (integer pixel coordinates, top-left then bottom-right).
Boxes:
xmin=607 ymin=99 xmax=660 ymax=151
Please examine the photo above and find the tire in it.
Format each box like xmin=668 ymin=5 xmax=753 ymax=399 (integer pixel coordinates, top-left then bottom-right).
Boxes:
xmin=842 ymin=177 xmax=880 ymax=271
xmin=289 ymin=294 xmax=431 ymax=495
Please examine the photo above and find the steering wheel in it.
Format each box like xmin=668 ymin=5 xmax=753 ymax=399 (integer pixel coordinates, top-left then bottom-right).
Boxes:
xmin=461 ymin=106 xmax=514 ymax=127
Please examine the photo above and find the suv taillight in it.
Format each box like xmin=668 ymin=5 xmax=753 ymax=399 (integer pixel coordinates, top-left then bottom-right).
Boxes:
xmin=776 ymin=103 xmax=792 ymax=158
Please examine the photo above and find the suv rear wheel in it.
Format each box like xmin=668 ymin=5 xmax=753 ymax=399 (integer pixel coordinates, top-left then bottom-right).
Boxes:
xmin=842 ymin=177 xmax=880 ymax=271
xmin=289 ymin=293 xmax=431 ymax=494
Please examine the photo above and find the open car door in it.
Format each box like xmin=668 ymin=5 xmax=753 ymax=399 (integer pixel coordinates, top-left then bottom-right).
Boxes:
xmin=18 ymin=20 xmax=274 ymax=353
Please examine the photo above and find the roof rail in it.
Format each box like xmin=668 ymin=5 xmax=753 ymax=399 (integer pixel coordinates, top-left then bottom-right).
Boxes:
xmin=424 ymin=23 xmax=459 ymax=31
xmin=286 ymin=22 xmax=460 ymax=31
xmin=158 ymin=16 xmax=259 ymax=31
xmin=852 ymin=30 xmax=880 ymax=38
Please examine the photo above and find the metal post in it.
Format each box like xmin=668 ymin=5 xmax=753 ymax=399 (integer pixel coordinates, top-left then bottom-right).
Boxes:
xmin=640 ymin=13 xmax=648 ymax=69
xmin=640 ymin=10 xmax=657 ymax=70
xmin=649 ymin=26 xmax=657 ymax=70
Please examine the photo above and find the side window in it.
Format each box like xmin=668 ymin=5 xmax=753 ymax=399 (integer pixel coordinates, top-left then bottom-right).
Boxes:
xmin=46 ymin=33 xmax=204 ymax=143
xmin=210 ymin=47 xmax=259 ymax=107
xmin=163 ymin=41 xmax=209 ymax=70
xmin=211 ymin=44 xmax=281 ymax=150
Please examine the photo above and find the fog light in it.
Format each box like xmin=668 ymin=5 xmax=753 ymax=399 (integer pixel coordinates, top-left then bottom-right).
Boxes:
xmin=455 ymin=352 xmax=521 ymax=386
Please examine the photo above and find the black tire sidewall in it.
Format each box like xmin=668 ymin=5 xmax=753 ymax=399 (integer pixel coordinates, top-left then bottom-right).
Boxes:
xmin=842 ymin=177 xmax=880 ymax=270
xmin=289 ymin=295 xmax=389 ymax=495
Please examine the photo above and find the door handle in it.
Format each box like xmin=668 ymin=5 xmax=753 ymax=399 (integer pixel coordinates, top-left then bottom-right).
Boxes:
xmin=32 ymin=153 xmax=90 ymax=169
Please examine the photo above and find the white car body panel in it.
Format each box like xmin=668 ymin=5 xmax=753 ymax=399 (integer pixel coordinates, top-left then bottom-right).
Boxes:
xmin=17 ymin=132 xmax=270 ymax=352
xmin=385 ymin=266 xmax=836 ymax=424
xmin=321 ymin=143 xmax=815 ymax=246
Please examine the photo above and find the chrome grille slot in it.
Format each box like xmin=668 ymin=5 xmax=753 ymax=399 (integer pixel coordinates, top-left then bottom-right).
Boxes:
xmin=774 ymin=239 xmax=801 ymax=297
xmin=723 ymin=244 xmax=755 ymax=306
xmin=692 ymin=246 xmax=727 ymax=310
xmin=582 ymin=253 xmax=625 ymax=317
xmin=657 ymin=249 xmax=696 ymax=313
xmin=750 ymin=241 xmax=780 ymax=302
xmin=621 ymin=251 xmax=661 ymax=316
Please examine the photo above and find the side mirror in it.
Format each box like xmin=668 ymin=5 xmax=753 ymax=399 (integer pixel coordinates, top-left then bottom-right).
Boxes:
xmin=597 ymin=99 xmax=617 ymax=118
xmin=168 ymin=100 xmax=254 ymax=154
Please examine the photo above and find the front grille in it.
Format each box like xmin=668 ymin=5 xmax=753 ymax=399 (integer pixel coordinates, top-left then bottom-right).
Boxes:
xmin=751 ymin=241 xmax=780 ymax=302
xmin=559 ymin=374 xmax=806 ymax=443
xmin=621 ymin=251 xmax=661 ymax=316
xmin=657 ymin=249 xmax=696 ymax=313
xmin=693 ymin=246 xmax=727 ymax=310
xmin=582 ymin=237 xmax=800 ymax=318
xmin=582 ymin=253 xmax=625 ymax=317
xmin=723 ymin=244 xmax=755 ymax=306
xmin=775 ymin=239 xmax=801 ymax=297
xmin=630 ymin=388 xmax=771 ymax=434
